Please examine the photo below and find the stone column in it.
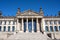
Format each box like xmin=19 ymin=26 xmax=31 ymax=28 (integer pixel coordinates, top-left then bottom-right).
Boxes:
xmin=36 ymin=18 xmax=39 ymax=32
xmin=26 ymin=18 xmax=28 ymax=32
xmin=52 ymin=21 xmax=54 ymax=32
xmin=48 ymin=21 xmax=50 ymax=32
xmin=16 ymin=19 xmax=20 ymax=32
xmin=32 ymin=18 xmax=34 ymax=32
xmin=22 ymin=18 xmax=24 ymax=32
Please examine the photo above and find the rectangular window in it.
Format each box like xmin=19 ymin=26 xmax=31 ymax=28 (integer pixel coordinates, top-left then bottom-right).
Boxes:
xmin=58 ymin=21 xmax=60 ymax=24
xmin=13 ymin=21 xmax=15 ymax=25
xmin=0 ymin=26 xmax=1 ymax=31
xmin=45 ymin=21 xmax=48 ymax=25
xmin=9 ymin=21 xmax=11 ymax=25
xmin=4 ymin=21 xmax=6 ymax=25
xmin=54 ymin=21 xmax=57 ymax=24
xmin=0 ymin=21 xmax=2 ymax=25
xmin=50 ymin=21 xmax=52 ymax=25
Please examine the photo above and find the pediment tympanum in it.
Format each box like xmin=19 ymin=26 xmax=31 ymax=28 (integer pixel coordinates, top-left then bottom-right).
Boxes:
xmin=20 ymin=10 xmax=40 ymax=16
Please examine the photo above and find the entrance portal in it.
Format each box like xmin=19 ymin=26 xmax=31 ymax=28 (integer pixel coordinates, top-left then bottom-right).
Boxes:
xmin=24 ymin=19 xmax=37 ymax=32
xmin=28 ymin=20 xmax=32 ymax=32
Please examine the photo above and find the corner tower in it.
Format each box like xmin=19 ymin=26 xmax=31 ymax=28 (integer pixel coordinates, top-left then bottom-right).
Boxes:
xmin=16 ymin=8 xmax=21 ymax=16
xmin=39 ymin=7 xmax=44 ymax=16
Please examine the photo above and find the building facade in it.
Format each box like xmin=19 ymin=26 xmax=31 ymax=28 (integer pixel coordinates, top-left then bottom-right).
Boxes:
xmin=0 ymin=8 xmax=60 ymax=40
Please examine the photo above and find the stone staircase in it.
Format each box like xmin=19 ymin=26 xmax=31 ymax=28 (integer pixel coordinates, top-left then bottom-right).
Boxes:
xmin=5 ymin=32 xmax=52 ymax=40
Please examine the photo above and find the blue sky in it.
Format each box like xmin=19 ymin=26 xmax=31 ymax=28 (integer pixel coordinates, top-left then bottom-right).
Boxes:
xmin=0 ymin=0 xmax=60 ymax=16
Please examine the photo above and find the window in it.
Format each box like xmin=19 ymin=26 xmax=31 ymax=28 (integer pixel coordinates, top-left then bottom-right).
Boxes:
xmin=54 ymin=21 xmax=57 ymax=24
xmin=9 ymin=21 xmax=11 ymax=25
xmin=50 ymin=21 xmax=52 ymax=24
xmin=8 ymin=26 xmax=10 ymax=32
xmin=12 ymin=26 xmax=15 ymax=32
xmin=59 ymin=26 xmax=60 ymax=31
xmin=3 ymin=26 xmax=6 ymax=31
xmin=50 ymin=26 xmax=53 ymax=32
xmin=45 ymin=26 xmax=49 ymax=31
xmin=58 ymin=21 xmax=60 ymax=24
xmin=0 ymin=21 xmax=2 ymax=25
xmin=0 ymin=26 xmax=1 ymax=31
xmin=4 ymin=21 xmax=6 ymax=25
xmin=13 ymin=21 xmax=15 ymax=25
xmin=54 ymin=26 xmax=58 ymax=31
xmin=45 ymin=21 xmax=48 ymax=25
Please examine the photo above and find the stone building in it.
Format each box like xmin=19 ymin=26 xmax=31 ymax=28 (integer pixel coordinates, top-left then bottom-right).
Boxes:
xmin=0 ymin=8 xmax=60 ymax=40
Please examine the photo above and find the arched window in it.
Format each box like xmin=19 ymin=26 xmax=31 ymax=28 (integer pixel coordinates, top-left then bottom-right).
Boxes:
xmin=4 ymin=26 xmax=6 ymax=31
xmin=0 ymin=26 xmax=1 ymax=31
xmin=12 ymin=26 xmax=15 ymax=32
xmin=8 ymin=26 xmax=10 ymax=32
xmin=50 ymin=26 xmax=53 ymax=32
xmin=59 ymin=26 xmax=60 ymax=31
xmin=54 ymin=26 xmax=58 ymax=31
xmin=45 ymin=26 xmax=49 ymax=31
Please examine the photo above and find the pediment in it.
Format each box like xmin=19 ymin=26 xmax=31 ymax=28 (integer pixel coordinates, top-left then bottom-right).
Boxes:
xmin=20 ymin=10 xmax=39 ymax=16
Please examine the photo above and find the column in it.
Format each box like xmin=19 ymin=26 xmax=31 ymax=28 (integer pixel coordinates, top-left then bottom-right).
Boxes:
xmin=22 ymin=18 xmax=24 ymax=32
xmin=26 ymin=18 xmax=28 ymax=32
xmin=32 ymin=18 xmax=34 ymax=32
xmin=42 ymin=19 xmax=45 ymax=33
xmin=16 ymin=19 xmax=20 ymax=32
xmin=48 ymin=21 xmax=50 ymax=32
xmin=36 ymin=18 xmax=39 ymax=32
xmin=41 ymin=19 xmax=43 ymax=33
xmin=52 ymin=21 xmax=54 ymax=32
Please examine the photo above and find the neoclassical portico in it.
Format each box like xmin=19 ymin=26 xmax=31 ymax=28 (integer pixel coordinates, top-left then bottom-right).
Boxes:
xmin=17 ymin=18 xmax=42 ymax=32
xmin=16 ymin=8 xmax=43 ymax=32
